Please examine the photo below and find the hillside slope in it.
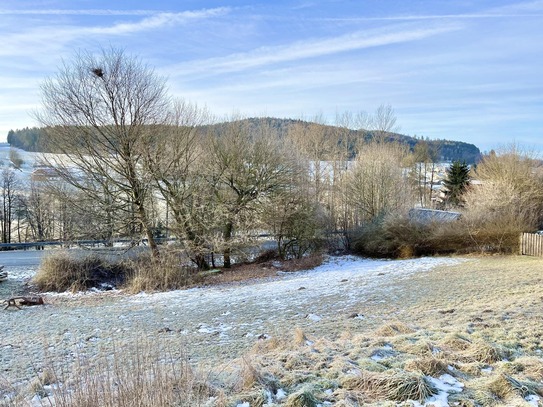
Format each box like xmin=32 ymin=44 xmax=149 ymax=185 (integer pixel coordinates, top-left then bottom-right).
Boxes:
xmin=7 ymin=118 xmax=481 ymax=163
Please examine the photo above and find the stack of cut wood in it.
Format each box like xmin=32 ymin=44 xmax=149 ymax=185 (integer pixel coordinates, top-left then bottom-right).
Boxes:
xmin=0 ymin=265 xmax=7 ymax=282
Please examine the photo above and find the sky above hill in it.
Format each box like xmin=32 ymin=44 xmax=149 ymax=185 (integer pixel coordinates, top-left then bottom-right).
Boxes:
xmin=0 ymin=0 xmax=542 ymax=152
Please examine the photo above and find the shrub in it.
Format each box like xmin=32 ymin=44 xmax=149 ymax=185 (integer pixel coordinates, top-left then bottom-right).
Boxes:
xmin=34 ymin=249 xmax=204 ymax=293
xmin=351 ymin=208 xmax=523 ymax=258
xmin=124 ymin=248 xmax=204 ymax=293
xmin=34 ymin=252 xmax=130 ymax=292
xmin=350 ymin=214 xmax=458 ymax=258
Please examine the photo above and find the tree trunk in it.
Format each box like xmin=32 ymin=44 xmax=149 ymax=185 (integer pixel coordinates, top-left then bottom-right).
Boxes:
xmin=223 ymin=220 xmax=233 ymax=268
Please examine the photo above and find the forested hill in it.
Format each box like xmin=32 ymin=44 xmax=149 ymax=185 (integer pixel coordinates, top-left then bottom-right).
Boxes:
xmin=7 ymin=118 xmax=481 ymax=164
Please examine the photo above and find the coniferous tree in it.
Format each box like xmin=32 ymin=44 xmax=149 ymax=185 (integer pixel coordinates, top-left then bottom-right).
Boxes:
xmin=443 ymin=160 xmax=470 ymax=207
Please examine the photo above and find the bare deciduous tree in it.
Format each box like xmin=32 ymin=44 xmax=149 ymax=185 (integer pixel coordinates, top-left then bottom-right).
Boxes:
xmin=0 ymin=168 xmax=19 ymax=243
xmin=19 ymin=180 xmax=55 ymax=247
xmin=344 ymin=140 xmax=412 ymax=224
xmin=372 ymin=104 xmax=400 ymax=140
xmin=410 ymin=141 xmax=439 ymax=208
xmin=143 ymin=100 xmax=214 ymax=268
xmin=37 ymin=47 xmax=170 ymax=255
xmin=209 ymin=118 xmax=297 ymax=267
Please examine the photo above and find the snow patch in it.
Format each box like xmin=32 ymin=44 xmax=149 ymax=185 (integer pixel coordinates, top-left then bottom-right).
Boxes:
xmin=275 ymin=388 xmax=286 ymax=400
xmin=526 ymin=394 xmax=540 ymax=406
xmin=410 ymin=374 xmax=464 ymax=407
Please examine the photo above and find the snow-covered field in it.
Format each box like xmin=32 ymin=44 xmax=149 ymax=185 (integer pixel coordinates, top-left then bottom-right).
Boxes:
xmin=1 ymin=255 xmax=465 ymax=385
xmin=5 ymin=253 xmax=543 ymax=406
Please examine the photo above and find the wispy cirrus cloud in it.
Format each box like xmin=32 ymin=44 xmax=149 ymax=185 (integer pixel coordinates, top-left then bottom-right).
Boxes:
xmin=87 ymin=8 xmax=230 ymax=35
xmin=308 ymin=0 xmax=543 ymax=22
xmin=168 ymin=23 xmax=461 ymax=76
xmin=315 ymin=12 xmax=543 ymax=22
xmin=0 ymin=7 xmax=230 ymax=57
xmin=0 ymin=9 xmax=159 ymax=16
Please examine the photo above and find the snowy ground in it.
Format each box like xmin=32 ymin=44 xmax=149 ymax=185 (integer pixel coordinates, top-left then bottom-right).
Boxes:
xmin=0 ymin=254 xmax=467 ymax=389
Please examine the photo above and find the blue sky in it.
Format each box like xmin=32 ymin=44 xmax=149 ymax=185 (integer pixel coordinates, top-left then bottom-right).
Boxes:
xmin=0 ymin=0 xmax=542 ymax=152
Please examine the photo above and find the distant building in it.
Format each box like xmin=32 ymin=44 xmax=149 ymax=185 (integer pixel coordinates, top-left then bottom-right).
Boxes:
xmin=31 ymin=166 xmax=60 ymax=182
xmin=409 ymin=208 xmax=461 ymax=224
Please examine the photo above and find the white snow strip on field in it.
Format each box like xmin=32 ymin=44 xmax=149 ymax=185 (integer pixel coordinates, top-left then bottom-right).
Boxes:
xmin=127 ymin=256 xmax=465 ymax=311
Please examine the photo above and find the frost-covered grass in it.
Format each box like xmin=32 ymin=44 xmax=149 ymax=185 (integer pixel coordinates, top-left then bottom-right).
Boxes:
xmin=3 ymin=254 xmax=543 ymax=405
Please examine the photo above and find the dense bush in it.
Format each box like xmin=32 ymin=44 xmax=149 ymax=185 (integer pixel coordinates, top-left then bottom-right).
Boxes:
xmin=351 ymin=210 xmax=522 ymax=258
xmin=34 ymin=253 xmax=131 ymax=292
xmin=33 ymin=249 xmax=204 ymax=293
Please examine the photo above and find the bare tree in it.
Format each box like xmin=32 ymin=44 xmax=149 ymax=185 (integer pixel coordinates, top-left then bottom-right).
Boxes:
xmin=36 ymin=47 xmax=171 ymax=255
xmin=410 ymin=141 xmax=439 ymax=208
xmin=344 ymin=140 xmax=412 ymax=224
xmin=19 ymin=180 xmax=55 ymax=247
xmin=371 ymin=104 xmax=400 ymax=140
xmin=0 ymin=168 xmax=19 ymax=243
xmin=458 ymin=145 xmax=543 ymax=252
xmin=9 ymin=149 xmax=24 ymax=170
xmin=209 ymin=118 xmax=297 ymax=267
xmin=143 ymin=100 xmax=214 ymax=268
xmin=464 ymin=145 xmax=543 ymax=227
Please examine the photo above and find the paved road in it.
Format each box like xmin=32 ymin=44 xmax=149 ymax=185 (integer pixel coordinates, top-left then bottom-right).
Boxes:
xmin=0 ymin=249 xmax=48 ymax=267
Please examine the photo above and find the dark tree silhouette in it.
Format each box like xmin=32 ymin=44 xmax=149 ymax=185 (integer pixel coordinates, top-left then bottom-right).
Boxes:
xmin=443 ymin=160 xmax=471 ymax=207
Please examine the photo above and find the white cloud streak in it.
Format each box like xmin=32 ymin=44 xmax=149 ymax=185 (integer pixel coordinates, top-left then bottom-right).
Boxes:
xmin=0 ymin=9 xmax=159 ymax=16
xmin=169 ymin=23 xmax=461 ymax=76
xmin=87 ymin=8 xmax=230 ymax=35
xmin=0 ymin=8 xmax=231 ymax=57
xmin=308 ymin=0 xmax=543 ymax=22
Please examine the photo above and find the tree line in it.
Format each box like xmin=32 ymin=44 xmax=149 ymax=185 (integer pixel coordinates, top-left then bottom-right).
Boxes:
xmin=1 ymin=47 xmax=537 ymax=263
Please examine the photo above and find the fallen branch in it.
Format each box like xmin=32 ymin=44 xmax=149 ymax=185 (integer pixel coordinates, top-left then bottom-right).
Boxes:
xmin=3 ymin=296 xmax=44 ymax=310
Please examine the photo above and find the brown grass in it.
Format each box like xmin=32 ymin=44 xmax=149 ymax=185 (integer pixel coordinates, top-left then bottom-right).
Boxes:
xmin=403 ymin=357 xmax=449 ymax=376
xmin=124 ymin=249 xmax=204 ymax=293
xmin=374 ymin=321 xmax=415 ymax=337
xmin=35 ymin=248 xmax=317 ymax=294
xmin=342 ymin=370 xmax=437 ymax=402
xmin=279 ymin=253 xmax=325 ymax=272
xmin=33 ymin=252 xmax=130 ymax=292
xmin=200 ymin=252 xmax=324 ymax=285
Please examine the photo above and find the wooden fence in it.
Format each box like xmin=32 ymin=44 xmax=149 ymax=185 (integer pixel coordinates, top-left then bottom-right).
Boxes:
xmin=521 ymin=233 xmax=543 ymax=257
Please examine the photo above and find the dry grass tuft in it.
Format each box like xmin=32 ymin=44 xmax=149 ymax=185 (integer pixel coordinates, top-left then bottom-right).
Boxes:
xmin=283 ymin=353 xmax=315 ymax=370
xmin=342 ymin=370 xmax=437 ymax=402
xmin=441 ymin=333 xmax=473 ymax=351
xmin=486 ymin=374 xmax=515 ymax=400
xmin=237 ymin=357 xmax=263 ymax=391
xmin=508 ymin=356 xmax=543 ymax=381
xmin=125 ymin=249 xmax=204 ymax=293
xmin=294 ymin=328 xmax=308 ymax=346
xmin=285 ymin=386 xmax=320 ymax=407
xmin=403 ymin=357 xmax=450 ymax=376
xmin=234 ymin=390 xmax=268 ymax=407
xmin=467 ymin=340 xmax=508 ymax=364
xmin=374 ymin=322 xmax=415 ymax=337
xmin=502 ymin=374 xmax=543 ymax=398
xmin=36 ymin=340 xmax=215 ymax=407
xmin=34 ymin=252 xmax=130 ymax=292
xmin=468 ymin=372 xmax=543 ymax=404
